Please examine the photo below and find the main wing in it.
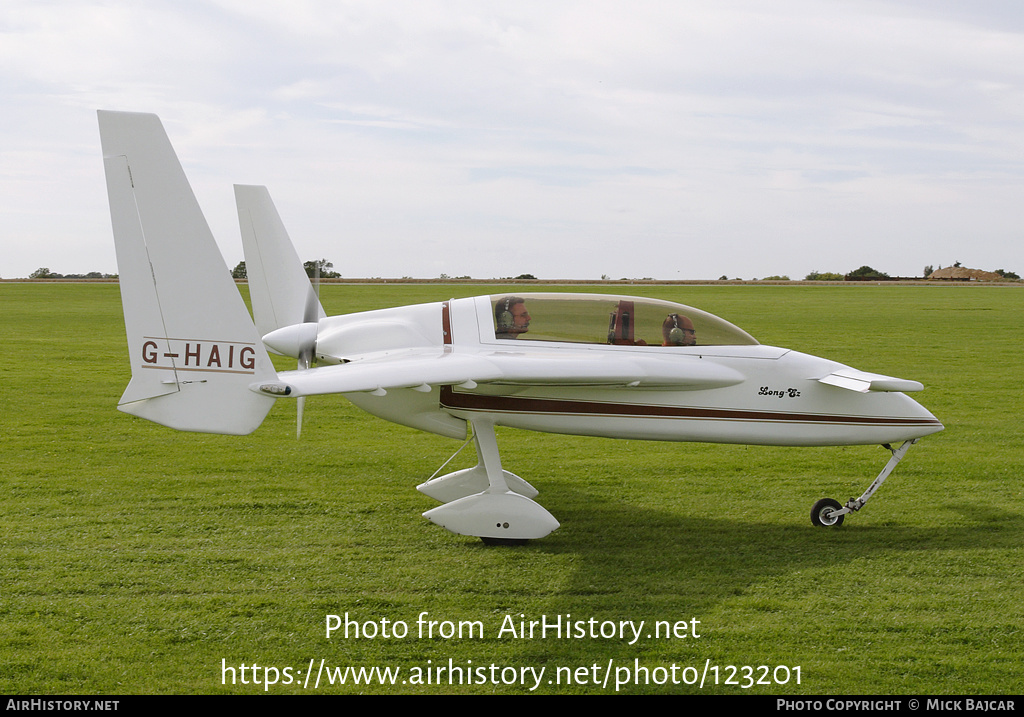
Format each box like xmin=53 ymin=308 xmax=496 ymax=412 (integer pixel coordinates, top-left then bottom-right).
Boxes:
xmin=252 ymin=348 xmax=745 ymax=398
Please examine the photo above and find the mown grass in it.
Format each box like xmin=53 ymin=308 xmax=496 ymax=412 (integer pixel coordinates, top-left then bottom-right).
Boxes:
xmin=1 ymin=282 xmax=1021 ymax=694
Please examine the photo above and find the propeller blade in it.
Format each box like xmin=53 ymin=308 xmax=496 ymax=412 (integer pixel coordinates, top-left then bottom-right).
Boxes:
xmin=296 ymin=263 xmax=322 ymax=438
xmin=297 ymin=340 xmax=314 ymax=372
xmin=296 ymin=343 xmax=311 ymax=438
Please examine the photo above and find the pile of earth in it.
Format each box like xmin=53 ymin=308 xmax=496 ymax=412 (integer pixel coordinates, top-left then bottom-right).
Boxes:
xmin=927 ymin=266 xmax=1005 ymax=281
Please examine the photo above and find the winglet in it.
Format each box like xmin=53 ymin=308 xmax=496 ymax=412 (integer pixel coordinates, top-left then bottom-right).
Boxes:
xmin=98 ymin=111 xmax=277 ymax=434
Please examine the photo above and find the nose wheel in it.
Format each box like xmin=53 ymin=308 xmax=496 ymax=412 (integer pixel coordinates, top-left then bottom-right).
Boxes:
xmin=810 ymin=498 xmax=844 ymax=527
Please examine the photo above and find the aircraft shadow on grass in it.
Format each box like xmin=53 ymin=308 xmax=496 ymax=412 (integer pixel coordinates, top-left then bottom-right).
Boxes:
xmin=471 ymin=480 xmax=1022 ymax=679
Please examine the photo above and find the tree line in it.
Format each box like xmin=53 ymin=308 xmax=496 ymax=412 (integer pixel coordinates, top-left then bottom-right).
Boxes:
xmin=21 ymin=261 xmax=1018 ymax=282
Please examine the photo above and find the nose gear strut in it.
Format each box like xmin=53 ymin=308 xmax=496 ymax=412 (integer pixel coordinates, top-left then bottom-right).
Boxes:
xmin=811 ymin=439 xmax=919 ymax=528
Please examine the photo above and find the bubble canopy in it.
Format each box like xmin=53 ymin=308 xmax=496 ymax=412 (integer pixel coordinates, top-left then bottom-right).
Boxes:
xmin=489 ymin=293 xmax=758 ymax=347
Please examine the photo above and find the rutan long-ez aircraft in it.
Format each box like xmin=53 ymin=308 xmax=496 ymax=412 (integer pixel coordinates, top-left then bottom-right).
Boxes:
xmin=98 ymin=111 xmax=943 ymax=544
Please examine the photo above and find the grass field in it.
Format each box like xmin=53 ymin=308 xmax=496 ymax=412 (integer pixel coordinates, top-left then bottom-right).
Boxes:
xmin=1 ymin=282 xmax=1021 ymax=694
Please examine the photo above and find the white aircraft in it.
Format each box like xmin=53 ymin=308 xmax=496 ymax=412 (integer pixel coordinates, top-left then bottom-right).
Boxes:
xmin=98 ymin=110 xmax=943 ymax=544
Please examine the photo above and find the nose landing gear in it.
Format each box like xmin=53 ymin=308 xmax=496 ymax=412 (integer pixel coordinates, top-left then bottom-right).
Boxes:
xmin=810 ymin=439 xmax=918 ymax=528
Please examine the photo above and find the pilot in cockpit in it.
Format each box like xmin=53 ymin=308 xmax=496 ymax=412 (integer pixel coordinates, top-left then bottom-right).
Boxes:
xmin=662 ymin=313 xmax=696 ymax=346
xmin=495 ymin=296 xmax=531 ymax=339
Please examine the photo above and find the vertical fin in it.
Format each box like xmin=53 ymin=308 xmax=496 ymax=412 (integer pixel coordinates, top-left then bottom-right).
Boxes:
xmin=235 ymin=185 xmax=326 ymax=438
xmin=234 ymin=185 xmax=325 ymax=339
xmin=98 ymin=110 xmax=277 ymax=435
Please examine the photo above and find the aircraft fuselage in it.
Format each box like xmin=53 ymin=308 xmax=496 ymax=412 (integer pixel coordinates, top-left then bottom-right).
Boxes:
xmin=306 ymin=294 xmax=943 ymax=448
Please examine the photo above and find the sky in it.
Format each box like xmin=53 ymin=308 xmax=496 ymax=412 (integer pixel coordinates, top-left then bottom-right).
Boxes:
xmin=2 ymin=0 xmax=1023 ymax=281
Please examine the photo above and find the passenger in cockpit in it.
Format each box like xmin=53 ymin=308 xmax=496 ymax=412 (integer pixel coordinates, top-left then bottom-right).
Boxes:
xmin=662 ymin=313 xmax=696 ymax=346
xmin=495 ymin=296 xmax=531 ymax=339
